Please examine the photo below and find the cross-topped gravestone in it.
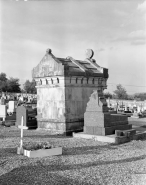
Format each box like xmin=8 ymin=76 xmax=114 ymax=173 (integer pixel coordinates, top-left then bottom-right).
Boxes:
xmin=17 ymin=116 xmax=28 ymax=154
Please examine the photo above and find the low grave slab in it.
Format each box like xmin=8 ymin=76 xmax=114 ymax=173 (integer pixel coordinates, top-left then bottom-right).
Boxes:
xmin=73 ymin=130 xmax=146 ymax=144
xmin=23 ymin=147 xmax=62 ymax=158
xmin=17 ymin=116 xmax=62 ymax=158
xmin=84 ymin=124 xmax=132 ymax=136
xmin=115 ymin=129 xmax=136 ymax=137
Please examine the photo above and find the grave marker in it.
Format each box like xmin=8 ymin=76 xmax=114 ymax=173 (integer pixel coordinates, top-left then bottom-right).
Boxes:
xmin=16 ymin=106 xmax=37 ymax=128
xmin=84 ymin=90 xmax=132 ymax=136
xmin=0 ymin=105 xmax=7 ymax=121
xmin=17 ymin=116 xmax=28 ymax=154
xmin=7 ymin=101 xmax=16 ymax=114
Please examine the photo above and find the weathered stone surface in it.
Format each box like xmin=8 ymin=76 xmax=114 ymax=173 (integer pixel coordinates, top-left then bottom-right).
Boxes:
xmin=32 ymin=49 xmax=109 ymax=134
xmin=85 ymin=90 xmax=109 ymax=113
xmin=84 ymin=124 xmax=132 ymax=136
xmin=37 ymin=120 xmax=83 ymax=135
xmin=37 ymin=121 xmax=66 ymax=133
xmin=85 ymin=112 xmax=128 ymax=127
xmin=115 ymin=129 xmax=136 ymax=137
xmin=84 ymin=90 xmax=131 ymax=136
xmin=32 ymin=49 xmax=65 ymax=78
xmin=32 ymin=48 xmax=109 ymax=78
xmin=85 ymin=49 xmax=94 ymax=59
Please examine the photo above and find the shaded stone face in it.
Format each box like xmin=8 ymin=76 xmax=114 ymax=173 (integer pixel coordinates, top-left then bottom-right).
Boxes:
xmin=32 ymin=49 xmax=109 ymax=134
xmin=32 ymin=53 xmax=65 ymax=78
xmin=16 ymin=106 xmax=37 ymax=129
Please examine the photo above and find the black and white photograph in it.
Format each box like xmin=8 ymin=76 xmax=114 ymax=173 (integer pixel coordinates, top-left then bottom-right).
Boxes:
xmin=0 ymin=0 xmax=146 ymax=184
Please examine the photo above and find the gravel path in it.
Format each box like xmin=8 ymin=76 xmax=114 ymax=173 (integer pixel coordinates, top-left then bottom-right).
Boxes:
xmin=0 ymin=125 xmax=146 ymax=185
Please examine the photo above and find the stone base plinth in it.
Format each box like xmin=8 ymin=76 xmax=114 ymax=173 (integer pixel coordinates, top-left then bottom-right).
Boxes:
xmin=85 ymin=112 xmax=128 ymax=127
xmin=73 ymin=130 xmax=146 ymax=144
xmin=84 ymin=124 xmax=132 ymax=136
xmin=115 ymin=129 xmax=136 ymax=137
xmin=37 ymin=120 xmax=84 ymax=135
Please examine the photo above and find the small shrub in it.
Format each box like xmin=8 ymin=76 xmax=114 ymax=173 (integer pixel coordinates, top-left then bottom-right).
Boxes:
xmin=23 ymin=142 xmax=53 ymax=151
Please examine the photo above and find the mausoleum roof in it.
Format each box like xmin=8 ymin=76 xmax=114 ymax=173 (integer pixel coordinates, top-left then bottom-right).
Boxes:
xmin=32 ymin=49 xmax=108 ymax=78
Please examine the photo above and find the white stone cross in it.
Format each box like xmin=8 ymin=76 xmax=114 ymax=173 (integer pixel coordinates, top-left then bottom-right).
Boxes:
xmin=18 ymin=116 xmax=28 ymax=149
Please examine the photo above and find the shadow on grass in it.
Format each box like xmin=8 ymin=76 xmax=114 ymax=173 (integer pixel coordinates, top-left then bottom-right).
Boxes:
xmin=24 ymin=134 xmax=72 ymax=139
xmin=0 ymin=169 xmax=84 ymax=185
xmin=63 ymin=144 xmax=118 ymax=155
xmin=0 ymin=133 xmax=72 ymax=139
xmin=0 ymin=154 xmax=146 ymax=185
xmin=0 ymin=163 xmax=87 ymax=185
xmin=0 ymin=148 xmax=18 ymax=158
xmin=0 ymin=144 xmax=117 ymax=158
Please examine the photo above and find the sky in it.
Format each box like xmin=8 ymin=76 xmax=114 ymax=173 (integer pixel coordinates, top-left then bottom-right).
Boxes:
xmin=0 ymin=0 xmax=146 ymax=94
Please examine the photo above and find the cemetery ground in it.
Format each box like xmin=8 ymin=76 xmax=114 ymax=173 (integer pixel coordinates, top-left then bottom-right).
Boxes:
xmin=0 ymin=126 xmax=146 ymax=185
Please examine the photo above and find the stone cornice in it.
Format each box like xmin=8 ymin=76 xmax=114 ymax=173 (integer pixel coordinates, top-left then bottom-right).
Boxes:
xmin=34 ymin=76 xmax=107 ymax=89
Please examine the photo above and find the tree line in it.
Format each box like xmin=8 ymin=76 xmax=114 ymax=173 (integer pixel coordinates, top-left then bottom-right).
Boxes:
xmin=104 ymin=84 xmax=146 ymax=101
xmin=0 ymin=72 xmax=36 ymax=94
xmin=0 ymin=73 xmax=146 ymax=100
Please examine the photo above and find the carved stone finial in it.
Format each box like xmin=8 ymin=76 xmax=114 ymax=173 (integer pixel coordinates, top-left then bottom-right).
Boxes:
xmin=85 ymin=49 xmax=94 ymax=59
xmin=46 ymin=48 xmax=52 ymax=54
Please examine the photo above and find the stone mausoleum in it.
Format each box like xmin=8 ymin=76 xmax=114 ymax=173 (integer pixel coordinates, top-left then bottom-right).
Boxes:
xmin=32 ymin=48 xmax=108 ymax=134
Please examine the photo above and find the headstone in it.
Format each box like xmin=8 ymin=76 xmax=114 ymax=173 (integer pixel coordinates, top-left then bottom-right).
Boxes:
xmin=5 ymin=113 xmax=16 ymax=126
xmin=124 ymin=105 xmax=127 ymax=111
xmin=131 ymin=106 xmax=139 ymax=118
xmin=7 ymin=101 xmax=16 ymax=114
xmin=16 ymin=106 xmax=37 ymax=128
xmin=107 ymin=97 xmax=110 ymax=108
xmin=0 ymin=105 xmax=7 ymax=121
xmin=137 ymin=106 xmax=141 ymax=113
xmin=0 ymin=97 xmax=6 ymax=105
xmin=84 ymin=90 xmax=132 ymax=136
xmin=19 ymin=96 xmax=24 ymax=102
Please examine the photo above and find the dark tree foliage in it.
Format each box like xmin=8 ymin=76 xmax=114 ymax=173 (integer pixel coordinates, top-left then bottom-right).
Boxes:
xmin=114 ymin=84 xmax=128 ymax=100
xmin=0 ymin=73 xmax=21 ymax=92
xmin=134 ymin=93 xmax=146 ymax=101
xmin=127 ymin=94 xmax=134 ymax=100
xmin=0 ymin=73 xmax=7 ymax=82
xmin=104 ymin=92 xmax=113 ymax=99
xmin=23 ymin=79 xmax=36 ymax=94
xmin=0 ymin=73 xmax=8 ymax=92
xmin=7 ymin=77 xmax=21 ymax=92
